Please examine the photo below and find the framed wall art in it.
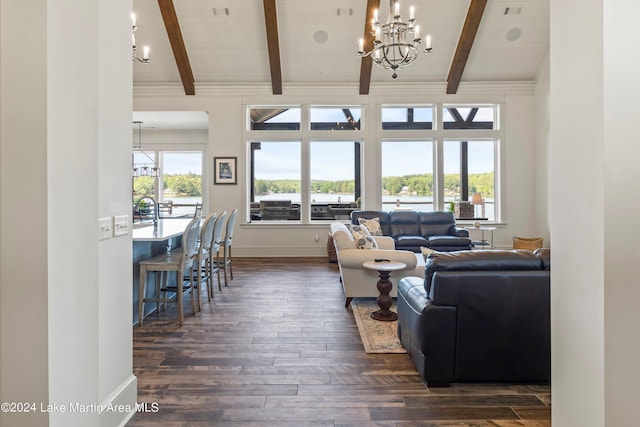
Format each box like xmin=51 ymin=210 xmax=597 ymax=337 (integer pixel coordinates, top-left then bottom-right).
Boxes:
xmin=214 ymin=157 xmax=237 ymax=185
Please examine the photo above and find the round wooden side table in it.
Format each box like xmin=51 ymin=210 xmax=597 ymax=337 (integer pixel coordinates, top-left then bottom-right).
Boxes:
xmin=362 ymin=260 xmax=406 ymax=321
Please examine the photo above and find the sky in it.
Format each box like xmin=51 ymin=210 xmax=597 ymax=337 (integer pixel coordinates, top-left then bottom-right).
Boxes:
xmin=255 ymin=140 xmax=494 ymax=181
xmin=254 ymin=107 xmax=495 ymax=180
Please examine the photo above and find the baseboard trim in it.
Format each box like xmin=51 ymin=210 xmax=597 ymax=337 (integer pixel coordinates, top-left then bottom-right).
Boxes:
xmin=99 ymin=374 xmax=138 ymax=427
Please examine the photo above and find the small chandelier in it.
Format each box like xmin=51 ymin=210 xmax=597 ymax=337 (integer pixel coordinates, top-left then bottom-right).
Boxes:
xmin=357 ymin=0 xmax=432 ymax=79
xmin=132 ymin=121 xmax=159 ymax=178
xmin=131 ymin=13 xmax=150 ymax=64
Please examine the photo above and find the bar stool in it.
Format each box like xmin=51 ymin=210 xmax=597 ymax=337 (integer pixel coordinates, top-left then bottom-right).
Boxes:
xmin=221 ymin=208 xmax=238 ymax=286
xmin=209 ymin=211 xmax=227 ymax=295
xmin=191 ymin=212 xmax=217 ymax=308
xmin=138 ymin=217 xmax=201 ymax=326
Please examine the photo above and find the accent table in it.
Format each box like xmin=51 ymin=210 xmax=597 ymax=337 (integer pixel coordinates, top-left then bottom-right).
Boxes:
xmin=362 ymin=260 xmax=407 ymax=321
xmin=465 ymin=226 xmax=497 ymax=249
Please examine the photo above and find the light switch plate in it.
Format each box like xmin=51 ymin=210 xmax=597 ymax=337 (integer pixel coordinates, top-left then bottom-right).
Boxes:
xmin=113 ymin=214 xmax=130 ymax=237
xmin=98 ymin=217 xmax=112 ymax=240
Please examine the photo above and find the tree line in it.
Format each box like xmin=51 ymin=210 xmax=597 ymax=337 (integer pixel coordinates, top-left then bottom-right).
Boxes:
xmin=133 ymin=171 xmax=493 ymax=199
xmin=254 ymin=172 xmax=493 ymax=197
xmin=133 ymin=173 xmax=202 ymax=198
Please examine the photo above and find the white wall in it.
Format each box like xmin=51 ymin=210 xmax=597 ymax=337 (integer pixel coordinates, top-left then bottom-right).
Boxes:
xmin=97 ymin=1 xmax=137 ymax=425
xmin=0 ymin=1 xmax=50 ymax=425
xmin=550 ymin=0 xmax=640 ymax=425
xmin=0 ymin=1 xmax=135 ymax=426
xmin=135 ymin=83 xmax=545 ymax=255
xmin=534 ymin=52 xmax=551 ymax=245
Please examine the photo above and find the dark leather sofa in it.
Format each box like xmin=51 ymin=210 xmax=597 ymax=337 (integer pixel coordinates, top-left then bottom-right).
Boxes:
xmin=350 ymin=210 xmax=472 ymax=252
xmin=397 ymin=249 xmax=551 ymax=386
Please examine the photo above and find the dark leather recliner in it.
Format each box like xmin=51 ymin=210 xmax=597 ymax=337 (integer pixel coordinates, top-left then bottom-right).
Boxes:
xmin=350 ymin=210 xmax=472 ymax=252
xmin=397 ymin=250 xmax=551 ymax=386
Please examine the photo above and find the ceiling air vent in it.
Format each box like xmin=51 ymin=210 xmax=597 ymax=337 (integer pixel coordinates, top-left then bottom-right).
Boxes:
xmin=336 ymin=8 xmax=353 ymax=17
xmin=503 ymin=7 xmax=522 ymax=15
xmin=212 ymin=7 xmax=230 ymax=16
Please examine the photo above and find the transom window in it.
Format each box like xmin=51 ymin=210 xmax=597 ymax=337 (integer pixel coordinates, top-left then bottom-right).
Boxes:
xmin=443 ymin=106 xmax=496 ymax=130
xmin=381 ymin=106 xmax=433 ymax=130
xmin=249 ymin=107 xmax=301 ymax=130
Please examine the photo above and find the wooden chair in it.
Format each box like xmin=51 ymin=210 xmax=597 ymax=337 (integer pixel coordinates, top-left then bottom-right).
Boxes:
xmin=209 ymin=211 xmax=227 ymax=294
xmin=157 ymin=201 xmax=173 ymax=218
xmin=138 ymin=217 xmax=201 ymax=326
xmin=221 ymin=209 xmax=238 ymax=286
xmin=191 ymin=212 xmax=217 ymax=308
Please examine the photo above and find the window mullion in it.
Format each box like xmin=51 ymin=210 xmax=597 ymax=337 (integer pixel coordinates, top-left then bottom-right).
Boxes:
xmin=300 ymin=139 xmax=310 ymax=223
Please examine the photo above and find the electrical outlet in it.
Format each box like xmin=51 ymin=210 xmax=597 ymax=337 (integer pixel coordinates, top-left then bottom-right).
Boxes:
xmin=113 ymin=215 xmax=130 ymax=237
xmin=98 ymin=217 xmax=112 ymax=240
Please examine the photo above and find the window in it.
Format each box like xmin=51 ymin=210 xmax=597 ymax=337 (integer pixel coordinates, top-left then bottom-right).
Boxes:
xmin=310 ymin=107 xmax=361 ymax=130
xmin=246 ymin=103 xmax=501 ymax=223
xmin=161 ymin=152 xmax=203 ymax=217
xmin=132 ymin=150 xmax=203 ymax=217
xmin=443 ymin=140 xmax=495 ymax=220
xmin=250 ymin=141 xmax=302 ymax=221
xmin=381 ymin=140 xmax=433 ymax=210
xmin=249 ymin=107 xmax=301 ymax=130
xmin=381 ymin=106 xmax=433 ymax=130
xmin=443 ymin=106 xmax=496 ymax=130
xmin=381 ymin=104 xmax=500 ymax=221
xmin=247 ymin=105 xmax=363 ymax=223
xmin=310 ymin=141 xmax=361 ymax=220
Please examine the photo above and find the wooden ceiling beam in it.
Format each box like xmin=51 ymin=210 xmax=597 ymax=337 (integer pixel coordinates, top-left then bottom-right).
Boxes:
xmin=263 ymin=0 xmax=283 ymax=95
xmin=446 ymin=0 xmax=487 ymax=94
xmin=158 ymin=0 xmax=195 ymax=95
xmin=358 ymin=0 xmax=381 ymax=95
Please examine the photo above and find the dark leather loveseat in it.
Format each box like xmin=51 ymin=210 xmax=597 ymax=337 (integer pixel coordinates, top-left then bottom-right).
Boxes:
xmin=350 ymin=210 xmax=472 ymax=252
xmin=397 ymin=249 xmax=551 ymax=386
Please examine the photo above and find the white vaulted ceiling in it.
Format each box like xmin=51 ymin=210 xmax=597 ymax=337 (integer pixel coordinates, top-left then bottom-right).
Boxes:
xmin=132 ymin=0 xmax=549 ymax=94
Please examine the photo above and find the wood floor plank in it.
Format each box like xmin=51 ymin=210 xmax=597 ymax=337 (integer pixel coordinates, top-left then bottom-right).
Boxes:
xmin=127 ymin=257 xmax=551 ymax=426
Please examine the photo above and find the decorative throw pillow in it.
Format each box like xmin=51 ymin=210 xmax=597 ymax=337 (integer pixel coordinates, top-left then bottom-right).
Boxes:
xmin=420 ymin=246 xmax=436 ymax=262
xmin=350 ymin=224 xmax=379 ymax=250
xmin=358 ymin=217 xmax=383 ymax=236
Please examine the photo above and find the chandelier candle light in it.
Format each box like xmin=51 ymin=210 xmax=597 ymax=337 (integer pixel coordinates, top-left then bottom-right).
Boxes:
xmin=358 ymin=0 xmax=432 ymax=78
xmin=132 ymin=13 xmax=150 ymax=64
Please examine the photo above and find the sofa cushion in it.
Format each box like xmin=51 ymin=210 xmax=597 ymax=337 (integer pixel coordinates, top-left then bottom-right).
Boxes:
xmin=396 ymin=235 xmax=429 ymax=247
xmin=428 ymin=235 xmax=472 ymax=247
xmin=419 ymin=211 xmax=457 ymax=237
xmin=358 ymin=217 xmax=383 ymax=236
xmin=389 ymin=211 xmax=420 ymax=238
xmin=349 ymin=224 xmax=379 ymax=250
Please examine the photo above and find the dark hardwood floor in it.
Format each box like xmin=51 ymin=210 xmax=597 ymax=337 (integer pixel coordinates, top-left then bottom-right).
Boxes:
xmin=127 ymin=257 xmax=551 ymax=426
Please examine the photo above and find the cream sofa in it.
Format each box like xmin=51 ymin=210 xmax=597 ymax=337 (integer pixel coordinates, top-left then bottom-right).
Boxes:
xmin=330 ymin=222 xmax=423 ymax=307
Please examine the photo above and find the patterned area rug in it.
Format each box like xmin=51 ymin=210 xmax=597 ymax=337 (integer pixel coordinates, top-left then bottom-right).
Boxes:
xmin=351 ymin=298 xmax=407 ymax=354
